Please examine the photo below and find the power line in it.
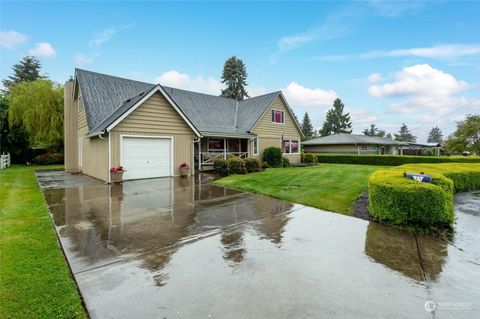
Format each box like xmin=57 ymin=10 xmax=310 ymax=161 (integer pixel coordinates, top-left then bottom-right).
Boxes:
xmin=350 ymin=86 xmax=480 ymax=124
xmin=410 ymin=97 xmax=480 ymax=132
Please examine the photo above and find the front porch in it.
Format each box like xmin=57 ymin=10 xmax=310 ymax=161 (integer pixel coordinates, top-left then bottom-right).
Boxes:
xmin=196 ymin=136 xmax=253 ymax=171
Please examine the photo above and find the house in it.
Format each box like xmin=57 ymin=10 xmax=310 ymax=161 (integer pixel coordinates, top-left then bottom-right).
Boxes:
xmin=402 ymin=142 xmax=442 ymax=156
xmin=302 ymin=134 xmax=407 ymax=155
xmin=64 ymin=69 xmax=303 ymax=182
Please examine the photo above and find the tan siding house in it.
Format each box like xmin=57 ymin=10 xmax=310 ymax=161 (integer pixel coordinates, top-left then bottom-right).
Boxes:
xmin=302 ymin=134 xmax=406 ymax=155
xmin=65 ymin=69 xmax=303 ymax=182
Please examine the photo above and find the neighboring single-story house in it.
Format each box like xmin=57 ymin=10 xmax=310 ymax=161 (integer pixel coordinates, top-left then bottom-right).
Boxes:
xmin=64 ymin=69 xmax=303 ymax=182
xmin=302 ymin=134 xmax=407 ymax=155
xmin=402 ymin=142 xmax=442 ymax=156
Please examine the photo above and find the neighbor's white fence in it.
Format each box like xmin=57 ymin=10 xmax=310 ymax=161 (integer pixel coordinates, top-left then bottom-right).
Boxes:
xmin=0 ymin=153 xmax=11 ymax=169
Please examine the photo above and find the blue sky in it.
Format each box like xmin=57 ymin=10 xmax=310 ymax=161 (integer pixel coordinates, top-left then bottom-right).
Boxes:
xmin=1 ymin=0 xmax=479 ymax=142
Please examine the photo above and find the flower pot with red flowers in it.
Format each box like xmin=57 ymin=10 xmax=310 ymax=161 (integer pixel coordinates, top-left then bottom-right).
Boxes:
xmin=110 ymin=166 xmax=124 ymax=183
xmin=179 ymin=162 xmax=190 ymax=177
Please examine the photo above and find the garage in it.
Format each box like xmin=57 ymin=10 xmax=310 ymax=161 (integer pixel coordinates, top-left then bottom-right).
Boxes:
xmin=121 ymin=136 xmax=172 ymax=180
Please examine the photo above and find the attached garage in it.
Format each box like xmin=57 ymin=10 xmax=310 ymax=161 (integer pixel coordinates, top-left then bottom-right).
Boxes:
xmin=121 ymin=136 xmax=173 ymax=180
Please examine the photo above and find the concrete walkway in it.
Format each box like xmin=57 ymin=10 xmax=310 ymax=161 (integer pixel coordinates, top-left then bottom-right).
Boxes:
xmin=36 ymin=171 xmax=479 ymax=319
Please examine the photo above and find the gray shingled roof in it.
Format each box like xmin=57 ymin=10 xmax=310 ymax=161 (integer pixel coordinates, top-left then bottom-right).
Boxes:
xmin=302 ymin=134 xmax=407 ymax=146
xmin=75 ymin=69 xmax=280 ymax=137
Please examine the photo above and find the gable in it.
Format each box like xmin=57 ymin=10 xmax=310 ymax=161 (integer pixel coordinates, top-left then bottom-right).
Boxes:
xmin=114 ymin=91 xmax=195 ymax=135
xmin=251 ymin=94 xmax=303 ymax=138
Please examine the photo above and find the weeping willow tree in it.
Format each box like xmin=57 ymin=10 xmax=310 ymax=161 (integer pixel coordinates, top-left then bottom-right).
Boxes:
xmin=7 ymin=79 xmax=64 ymax=150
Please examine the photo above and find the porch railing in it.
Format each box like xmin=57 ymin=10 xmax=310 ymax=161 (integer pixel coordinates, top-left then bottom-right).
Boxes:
xmin=0 ymin=153 xmax=11 ymax=169
xmin=199 ymin=151 xmax=248 ymax=168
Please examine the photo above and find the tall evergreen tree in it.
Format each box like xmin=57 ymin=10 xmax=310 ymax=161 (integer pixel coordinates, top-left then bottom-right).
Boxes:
xmin=220 ymin=56 xmax=249 ymax=101
xmin=363 ymin=123 xmax=386 ymax=137
xmin=363 ymin=124 xmax=379 ymax=136
xmin=301 ymin=112 xmax=314 ymax=136
xmin=386 ymin=133 xmax=393 ymax=139
xmin=427 ymin=126 xmax=443 ymax=143
xmin=394 ymin=123 xmax=417 ymax=142
xmin=2 ymin=56 xmax=44 ymax=91
xmin=319 ymin=98 xmax=352 ymax=136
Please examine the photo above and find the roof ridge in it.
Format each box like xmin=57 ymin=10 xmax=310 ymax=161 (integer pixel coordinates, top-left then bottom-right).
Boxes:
xmin=75 ymin=68 xmax=153 ymax=86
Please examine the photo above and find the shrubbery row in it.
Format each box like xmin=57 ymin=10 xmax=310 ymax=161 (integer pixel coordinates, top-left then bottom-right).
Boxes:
xmin=368 ymin=163 xmax=480 ymax=228
xmin=315 ymin=154 xmax=480 ymax=166
xmin=214 ymin=157 xmax=261 ymax=176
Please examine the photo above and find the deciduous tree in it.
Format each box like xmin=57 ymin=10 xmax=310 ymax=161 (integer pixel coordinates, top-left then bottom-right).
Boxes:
xmin=444 ymin=114 xmax=480 ymax=154
xmin=7 ymin=79 xmax=63 ymax=149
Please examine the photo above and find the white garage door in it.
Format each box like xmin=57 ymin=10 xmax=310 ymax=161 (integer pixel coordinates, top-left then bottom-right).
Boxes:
xmin=121 ymin=136 xmax=172 ymax=180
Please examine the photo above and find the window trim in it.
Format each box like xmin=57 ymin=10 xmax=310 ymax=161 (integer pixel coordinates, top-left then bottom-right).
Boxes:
xmin=361 ymin=145 xmax=368 ymax=151
xmin=282 ymin=139 xmax=300 ymax=154
xmin=271 ymin=109 xmax=285 ymax=124
xmin=253 ymin=137 xmax=259 ymax=155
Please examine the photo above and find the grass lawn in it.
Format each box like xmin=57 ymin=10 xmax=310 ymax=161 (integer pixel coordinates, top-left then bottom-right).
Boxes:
xmin=214 ymin=164 xmax=388 ymax=214
xmin=0 ymin=165 xmax=87 ymax=319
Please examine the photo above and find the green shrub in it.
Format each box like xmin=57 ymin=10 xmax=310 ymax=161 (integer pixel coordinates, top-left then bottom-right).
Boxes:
xmin=34 ymin=152 xmax=64 ymax=165
xmin=245 ymin=158 xmax=261 ymax=173
xmin=227 ymin=157 xmax=247 ymax=175
xmin=315 ymin=154 xmax=480 ymax=166
xmin=213 ymin=158 xmax=228 ymax=176
xmin=368 ymin=170 xmax=454 ymax=227
xmin=263 ymin=147 xmax=282 ymax=167
xmin=368 ymin=163 xmax=480 ymax=228
xmin=302 ymin=153 xmax=318 ymax=164
xmin=282 ymin=156 xmax=290 ymax=167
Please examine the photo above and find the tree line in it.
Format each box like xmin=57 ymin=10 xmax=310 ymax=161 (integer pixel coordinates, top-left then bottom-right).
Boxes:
xmin=1 ymin=56 xmax=64 ymax=163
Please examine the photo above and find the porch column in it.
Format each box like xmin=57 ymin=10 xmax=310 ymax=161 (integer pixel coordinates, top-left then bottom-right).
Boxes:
xmin=223 ymin=138 xmax=226 ymax=159
xmin=199 ymin=138 xmax=202 ymax=171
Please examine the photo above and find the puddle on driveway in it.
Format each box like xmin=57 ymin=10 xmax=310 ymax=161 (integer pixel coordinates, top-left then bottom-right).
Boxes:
xmin=37 ymin=171 xmax=479 ymax=319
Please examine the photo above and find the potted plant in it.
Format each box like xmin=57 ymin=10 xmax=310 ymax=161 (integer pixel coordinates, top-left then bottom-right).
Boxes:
xmin=110 ymin=166 xmax=124 ymax=183
xmin=179 ymin=162 xmax=190 ymax=177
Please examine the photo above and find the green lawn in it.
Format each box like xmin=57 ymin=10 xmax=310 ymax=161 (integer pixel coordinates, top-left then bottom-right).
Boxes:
xmin=214 ymin=164 xmax=388 ymax=214
xmin=0 ymin=165 xmax=87 ymax=319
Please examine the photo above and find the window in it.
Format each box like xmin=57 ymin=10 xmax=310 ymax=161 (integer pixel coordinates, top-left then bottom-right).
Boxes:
xmin=272 ymin=110 xmax=284 ymax=123
xmin=282 ymin=140 xmax=299 ymax=154
xmin=361 ymin=145 xmax=368 ymax=151
xmin=208 ymin=139 xmax=224 ymax=151
xmin=253 ymin=138 xmax=258 ymax=155
xmin=371 ymin=145 xmax=378 ymax=151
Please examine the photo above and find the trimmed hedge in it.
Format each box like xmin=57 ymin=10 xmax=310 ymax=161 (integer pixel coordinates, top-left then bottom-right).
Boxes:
xmin=213 ymin=158 xmax=229 ymax=176
xmin=368 ymin=163 xmax=480 ymax=227
xmin=316 ymin=154 xmax=480 ymax=166
xmin=282 ymin=156 xmax=290 ymax=167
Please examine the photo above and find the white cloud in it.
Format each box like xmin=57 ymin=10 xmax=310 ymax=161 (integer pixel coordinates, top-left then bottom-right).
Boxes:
xmin=89 ymin=27 xmax=116 ymax=48
xmin=270 ymin=8 xmax=355 ymax=63
xmin=368 ymin=0 xmax=425 ymax=17
xmin=283 ymin=82 xmax=337 ymax=108
xmin=367 ymin=73 xmax=383 ymax=83
xmin=0 ymin=30 xmax=27 ymax=49
xmin=74 ymin=53 xmax=98 ymax=66
xmin=368 ymin=64 xmax=470 ymax=98
xmin=28 ymin=42 xmax=56 ymax=57
xmin=313 ymin=44 xmax=480 ymax=62
xmin=155 ymin=70 xmax=223 ymax=95
xmin=154 ymin=70 xmax=268 ymax=97
xmin=89 ymin=24 xmax=134 ymax=48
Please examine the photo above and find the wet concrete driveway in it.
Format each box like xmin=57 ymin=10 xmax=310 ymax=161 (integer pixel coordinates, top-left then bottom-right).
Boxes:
xmin=37 ymin=171 xmax=479 ymax=319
